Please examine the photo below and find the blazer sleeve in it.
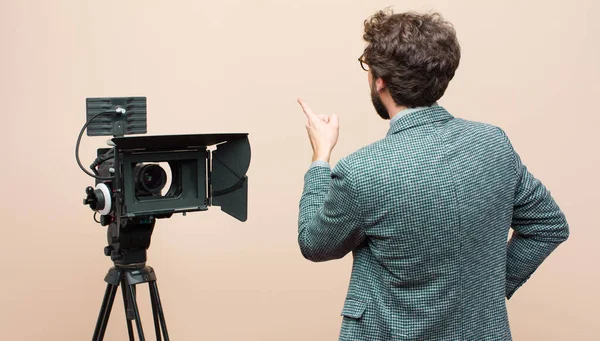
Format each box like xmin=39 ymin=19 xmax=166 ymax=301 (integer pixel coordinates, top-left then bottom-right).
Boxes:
xmin=502 ymin=130 xmax=570 ymax=299
xmin=297 ymin=158 xmax=365 ymax=262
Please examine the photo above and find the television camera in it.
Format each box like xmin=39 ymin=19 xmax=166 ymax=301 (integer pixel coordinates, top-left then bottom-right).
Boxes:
xmin=78 ymin=96 xmax=250 ymax=341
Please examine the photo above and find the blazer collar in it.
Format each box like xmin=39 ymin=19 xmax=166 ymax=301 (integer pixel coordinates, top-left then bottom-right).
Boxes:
xmin=386 ymin=105 xmax=454 ymax=136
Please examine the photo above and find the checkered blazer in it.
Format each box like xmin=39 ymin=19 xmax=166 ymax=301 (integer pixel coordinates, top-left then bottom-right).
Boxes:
xmin=298 ymin=106 xmax=569 ymax=340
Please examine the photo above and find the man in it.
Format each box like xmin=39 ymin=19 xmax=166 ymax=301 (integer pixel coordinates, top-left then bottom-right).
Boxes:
xmin=297 ymin=9 xmax=569 ymax=341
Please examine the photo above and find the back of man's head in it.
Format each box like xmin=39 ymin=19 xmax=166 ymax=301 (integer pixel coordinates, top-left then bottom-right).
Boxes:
xmin=363 ymin=9 xmax=461 ymax=108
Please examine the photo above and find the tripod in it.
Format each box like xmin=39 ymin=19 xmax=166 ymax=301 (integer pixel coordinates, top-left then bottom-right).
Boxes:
xmin=87 ymin=216 xmax=171 ymax=341
xmin=92 ymin=264 xmax=169 ymax=341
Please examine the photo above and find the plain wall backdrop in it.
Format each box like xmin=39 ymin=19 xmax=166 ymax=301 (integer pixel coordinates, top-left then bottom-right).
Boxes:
xmin=1 ymin=0 xmax=598 ymax=340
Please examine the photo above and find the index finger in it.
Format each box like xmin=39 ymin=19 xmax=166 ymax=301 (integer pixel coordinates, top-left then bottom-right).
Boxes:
xmin=297 ymin=98 xmax=316 ymax=118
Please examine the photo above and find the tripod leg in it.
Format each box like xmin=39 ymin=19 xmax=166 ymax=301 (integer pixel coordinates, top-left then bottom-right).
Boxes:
xmin=149 ymin=282 xmax=162 ymax=341
xmin=92 ymin=283 xmax=119 ymax=341
xmin=120 ymin=278 xmax=135 ymax=341
xmin=127 ymin=283 xmax=146 ymax=341
xmin=149 ymin=281 xmax=170 ymax=341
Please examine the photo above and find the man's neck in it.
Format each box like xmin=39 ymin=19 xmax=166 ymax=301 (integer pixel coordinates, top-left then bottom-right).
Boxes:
xmin=388 ymin=105 xmax=408 ymax=120
xmin=388 ymin=102 xmax=440 ymax=126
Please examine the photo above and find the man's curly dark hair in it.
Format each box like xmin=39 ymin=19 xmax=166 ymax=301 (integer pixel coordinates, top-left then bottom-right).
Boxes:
xmin=363 ymin=9 xmax=461 ymax=108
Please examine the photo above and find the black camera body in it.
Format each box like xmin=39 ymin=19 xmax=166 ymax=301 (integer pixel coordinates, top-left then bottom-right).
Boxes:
xmin=81 ymin=97 xmax=250 ymax=265
xmin=89 ymin=133 xmax=250 ymax=222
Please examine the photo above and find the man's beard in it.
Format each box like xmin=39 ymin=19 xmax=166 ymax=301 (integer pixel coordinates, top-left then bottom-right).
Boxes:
xmin=371 ymin=84 xmax=389 ymax=120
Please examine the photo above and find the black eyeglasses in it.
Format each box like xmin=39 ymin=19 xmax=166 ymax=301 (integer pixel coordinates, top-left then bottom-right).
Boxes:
xmin=358 ymin=54 xmax=369 ymax=71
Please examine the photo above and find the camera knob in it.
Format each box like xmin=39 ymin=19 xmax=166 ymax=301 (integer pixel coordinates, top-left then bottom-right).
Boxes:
xmin=83 ymin=186 xmax=98 ymax=209
xmin=100 ymin=215 xmax=111 ymax=226
xmin=104 ymin=246 xmax=112 ymax=257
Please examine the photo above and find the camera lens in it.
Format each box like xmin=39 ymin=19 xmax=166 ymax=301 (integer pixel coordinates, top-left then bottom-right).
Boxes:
xmin=135 ymin=164 xmax=167 ymax=195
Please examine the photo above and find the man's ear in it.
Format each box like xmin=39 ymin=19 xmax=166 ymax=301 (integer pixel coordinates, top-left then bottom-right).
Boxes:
xmin=375 ymin=77 xmax=386 ymax=92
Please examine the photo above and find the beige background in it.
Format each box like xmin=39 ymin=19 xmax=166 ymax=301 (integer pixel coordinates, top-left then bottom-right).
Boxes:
xmin=1 ymin=0 xmax=598 ymax=340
